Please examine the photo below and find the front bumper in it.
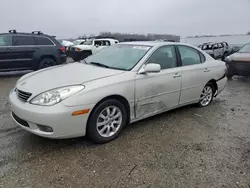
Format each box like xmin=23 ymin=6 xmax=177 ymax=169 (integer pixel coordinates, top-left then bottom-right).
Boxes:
xmin=9 ymin=91 xmax=94 ymax=139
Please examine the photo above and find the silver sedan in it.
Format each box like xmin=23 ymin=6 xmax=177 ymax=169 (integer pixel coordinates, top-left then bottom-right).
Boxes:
xmin=9 ymin=42 xmax=227 ymax=143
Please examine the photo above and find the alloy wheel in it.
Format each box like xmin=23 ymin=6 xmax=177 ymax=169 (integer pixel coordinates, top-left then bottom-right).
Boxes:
xmin=96 ymin=106 xmax=122 ymax=138
xmin=200 ymin=86 xmax=213 ymax=106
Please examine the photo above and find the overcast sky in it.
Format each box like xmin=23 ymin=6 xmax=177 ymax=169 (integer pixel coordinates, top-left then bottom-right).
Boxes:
xmin=1 ymin=0 xmax=250 ymax=38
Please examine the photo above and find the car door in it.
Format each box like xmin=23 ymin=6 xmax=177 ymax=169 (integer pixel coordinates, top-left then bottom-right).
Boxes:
xmin=13 ymin=35 xmax=36 ymax=69
xmin=135 ymin=45 xmax=182 ymax=118
xmin=95 ymin=40 xmax=109 ymax=53
xmin=0 ymin=35 xmax=15 ymax=71
xmin=177 ymin=45 xmax=209 ymax=105
xmin=212 ymin=44 xmax=220 ymax=59
xmin=217 ymin=43 xmax=224 ymax=57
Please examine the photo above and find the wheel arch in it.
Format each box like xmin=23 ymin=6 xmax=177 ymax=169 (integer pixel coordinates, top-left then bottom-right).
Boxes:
xmin=87 ymin=94 xmax=131 ymax=127
xmin=40 ymin=55 xmax=56 ymax=62
xmin=207 ymin=79 xmax=218 ymax=96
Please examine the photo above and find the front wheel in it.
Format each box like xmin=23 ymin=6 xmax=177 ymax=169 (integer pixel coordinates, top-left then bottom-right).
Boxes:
xmin=87 ymin=99 xmax=127 ymax=144
xmin=198 ymin=83 xmax=214 ymax=107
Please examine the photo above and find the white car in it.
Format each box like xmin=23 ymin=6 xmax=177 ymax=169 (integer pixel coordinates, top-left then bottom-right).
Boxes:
xmin=9 ymin=42 xmax=227 ymax=143
xmin=71 ymin=38 xmax=119 ymax=61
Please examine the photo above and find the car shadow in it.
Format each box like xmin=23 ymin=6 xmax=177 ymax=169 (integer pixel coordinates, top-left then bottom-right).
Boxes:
xmin=18 ymin=104 xmax=196 ymax=150
xmin=0 ymin=70 xmax=31 ymax=78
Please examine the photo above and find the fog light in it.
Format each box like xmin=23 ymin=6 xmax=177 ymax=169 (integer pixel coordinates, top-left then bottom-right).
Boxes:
xmin=37 ymin=124 xmax=53 ymax=132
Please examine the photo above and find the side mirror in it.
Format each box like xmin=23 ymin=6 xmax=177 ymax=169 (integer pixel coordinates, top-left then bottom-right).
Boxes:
xmin=138 ymin=63 xmax=161 ymax=74
xmin=95 ymin=44 xmax=99 ymax=48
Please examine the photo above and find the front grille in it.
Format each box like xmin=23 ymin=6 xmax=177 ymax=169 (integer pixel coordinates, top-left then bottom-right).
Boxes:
xmin=12 ymin=112 xmax=29 ymax=127
xmin=16 ymin=89 xmax=32 ymax=102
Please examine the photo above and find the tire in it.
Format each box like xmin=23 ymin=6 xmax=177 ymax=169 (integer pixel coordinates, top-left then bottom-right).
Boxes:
xmin=226 ymin=69 xmax=233 ymax=79
xmin=38 ymin=58 xmax=56 ymax=70
xmin=198 ymin=83 xmax=215 ymax=107
xmin=81 ymin=51 xmax=92 ymax=60
xmin=87 ymin=99 xmax=127 ymax=144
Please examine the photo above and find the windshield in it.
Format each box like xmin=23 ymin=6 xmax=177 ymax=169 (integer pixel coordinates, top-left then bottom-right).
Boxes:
xmin=72 ymin=40 xmax=80 ymax=45
xmin=83 ymin=44 xmax=151 ymax=70
xmin=239 ymin=43 xmax=250 ymax=53
xmin=82 ymin=40 xmax=93 ymax=45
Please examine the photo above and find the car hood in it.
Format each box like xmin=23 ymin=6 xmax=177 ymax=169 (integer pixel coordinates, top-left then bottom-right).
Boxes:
xmin=74 ymin=45 xmax=92 ymax=49
xmin=16 ymin=63 xmax=124 ymax=95
xmin=228 ymin=52 xmax=250 ymax=62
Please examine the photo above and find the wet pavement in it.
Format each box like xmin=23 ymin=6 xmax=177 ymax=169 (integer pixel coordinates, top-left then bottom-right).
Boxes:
xmin=0 ymin=74 xmax=250 ymax=188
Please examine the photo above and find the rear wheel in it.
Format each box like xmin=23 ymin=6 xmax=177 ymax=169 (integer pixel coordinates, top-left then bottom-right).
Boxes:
xmin=87 ymin=99 xmax=127 ymax=144
xmin=38 ymin=58 xmax=56 ymax=70
xmin=198 ymin=83 xmax=215 ymax=107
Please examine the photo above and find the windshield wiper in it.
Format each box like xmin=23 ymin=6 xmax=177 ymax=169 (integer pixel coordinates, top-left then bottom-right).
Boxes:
xmin=89 ymin=62 xmax=110 ymax=68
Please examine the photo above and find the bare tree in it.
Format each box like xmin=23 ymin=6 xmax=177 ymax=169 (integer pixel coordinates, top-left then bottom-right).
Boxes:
xmin=97 ymin=32 xmax=180 ymax=42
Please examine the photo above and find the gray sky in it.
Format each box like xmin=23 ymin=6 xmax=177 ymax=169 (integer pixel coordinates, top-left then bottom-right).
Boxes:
xmin=1 ymin=0 xmax=250 ymax=38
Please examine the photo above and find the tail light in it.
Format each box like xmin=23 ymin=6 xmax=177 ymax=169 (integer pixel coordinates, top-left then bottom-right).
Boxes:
xmin=60 ymin=46 xmax=65 ymax=53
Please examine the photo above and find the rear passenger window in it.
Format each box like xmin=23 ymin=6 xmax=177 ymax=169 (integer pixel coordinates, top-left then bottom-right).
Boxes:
xmin=0 ymin=35 xmax=12 ymax=46
xmin=178 ymin=46 xmax=201 ymax=66
xmin=14 ymin=36 xmax=35 ymax=46
xmin=35 ymin=37 xmax=54 ymax=45
xmin=102 ymin=41 xmax=111 ymax=46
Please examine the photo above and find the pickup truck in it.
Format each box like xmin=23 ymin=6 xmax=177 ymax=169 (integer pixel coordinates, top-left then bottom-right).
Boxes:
xmin=71 ymin=38 xmax=119 ymax=61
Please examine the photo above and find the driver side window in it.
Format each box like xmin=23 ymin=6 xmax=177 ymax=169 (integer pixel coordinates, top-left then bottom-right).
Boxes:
xmin=147 ymin=45 xmax=177 ymax=70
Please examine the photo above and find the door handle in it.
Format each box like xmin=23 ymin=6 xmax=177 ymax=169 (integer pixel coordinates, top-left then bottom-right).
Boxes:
xmin=204 ymin=68 xmax=210 ymax=72
xmin=173 ymin=73 xmax=181 ymax=78
xmin=5 ymin=48 xmax=12 ymax=51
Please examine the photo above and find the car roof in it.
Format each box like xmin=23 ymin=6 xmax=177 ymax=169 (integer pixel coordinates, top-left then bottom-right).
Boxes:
xmin=0 ymin=32 xmax=52 ymax=38
xmin=120 ymin=41 xmax=192 ymax=47
xmin=94 ymin=38 xmax=118 ymax=41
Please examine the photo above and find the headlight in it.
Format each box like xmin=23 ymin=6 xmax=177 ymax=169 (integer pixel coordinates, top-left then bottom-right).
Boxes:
xmin=225 ymin=56 xmax=231 ymax=61
xmin=30 ymin=85 xmax=85 ymax=106
xmin=75 ymin=48 xmax=82 ymax=52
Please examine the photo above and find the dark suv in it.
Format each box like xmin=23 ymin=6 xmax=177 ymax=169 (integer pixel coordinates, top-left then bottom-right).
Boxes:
xmin=0 ymin=30 xmax=67 ymax=72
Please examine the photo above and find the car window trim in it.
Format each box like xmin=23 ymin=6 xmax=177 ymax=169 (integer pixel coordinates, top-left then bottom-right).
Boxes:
xmin=3 ymin=34 xmax=56 ymax=47
xmin=176 ymin=44 xmax=205 ymax=67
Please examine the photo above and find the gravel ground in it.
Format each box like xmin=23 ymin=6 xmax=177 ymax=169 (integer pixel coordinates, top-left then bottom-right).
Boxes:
xmin=0 ymin=71 xmax=250 ymax=188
